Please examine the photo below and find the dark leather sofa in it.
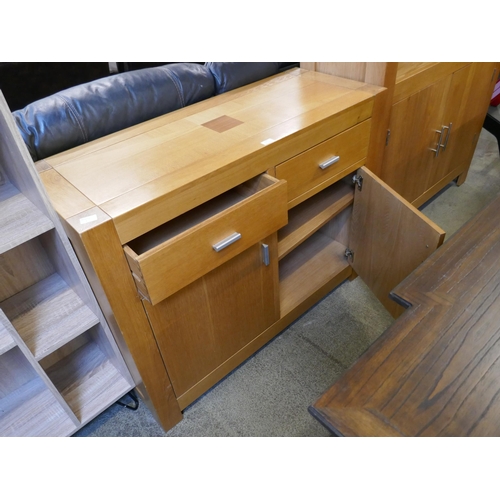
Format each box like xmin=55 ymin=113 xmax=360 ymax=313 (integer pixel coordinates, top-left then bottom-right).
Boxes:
xmin=13 ymin=62 xmax=297 ymax=162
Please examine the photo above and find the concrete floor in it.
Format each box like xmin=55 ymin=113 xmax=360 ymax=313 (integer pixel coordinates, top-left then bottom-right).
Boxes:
xmin=74 ymin=125 xmax=500 ymax=437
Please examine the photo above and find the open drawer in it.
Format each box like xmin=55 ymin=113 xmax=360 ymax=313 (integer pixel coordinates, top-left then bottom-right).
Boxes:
xmin=123 ymin=174 xmax=288 ymax=305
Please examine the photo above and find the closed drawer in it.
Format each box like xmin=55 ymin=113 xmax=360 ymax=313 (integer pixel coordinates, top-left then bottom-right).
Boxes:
xmin=123 ymin=174 xmax=287 ymax=305
xmin=275 ymin=119 xmax=371 ymax=207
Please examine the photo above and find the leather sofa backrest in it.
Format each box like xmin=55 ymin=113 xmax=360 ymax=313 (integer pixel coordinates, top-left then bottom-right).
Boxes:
xmin=13 ymin=63 xmax=215 ymax=161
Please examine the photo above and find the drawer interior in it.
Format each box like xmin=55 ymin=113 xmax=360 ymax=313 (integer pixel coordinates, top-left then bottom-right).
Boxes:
xmin=126 ymin=174 xmax=277 ymax=256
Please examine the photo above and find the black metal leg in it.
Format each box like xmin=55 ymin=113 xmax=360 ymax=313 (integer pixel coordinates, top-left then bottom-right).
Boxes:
xmin=116 ymin=389 xmax=140 ymax=411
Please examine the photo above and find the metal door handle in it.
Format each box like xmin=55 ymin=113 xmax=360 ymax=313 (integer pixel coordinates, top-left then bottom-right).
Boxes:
xmin=441 ymin=123 xmax=452 ymax=151
xmin=261 ymin=243 xmax=270 ymax=266
xmin=213 ymin=232 xmax=241 ymax=252
xmin=430 ymin=127 xmax=445 ymax=157
xmin=319 ymin=155 xmax=340 ymax=170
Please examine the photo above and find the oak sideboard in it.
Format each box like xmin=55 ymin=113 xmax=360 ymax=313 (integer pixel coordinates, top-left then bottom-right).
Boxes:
xmin=34 ymin=63 xmax=497 ymax=432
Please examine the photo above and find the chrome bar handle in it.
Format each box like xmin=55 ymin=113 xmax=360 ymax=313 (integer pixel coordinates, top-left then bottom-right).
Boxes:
xmin=319 ymin=155 xmax=340 ymax=170
xmin=430 ymin=127 xmax=445 ymax=157
xmin=261 ymin=243 xmax=270 ymax=266
xmin=212 ymin=232 xmax=241 ymax=252
xmin=441 ymin=123 xmax=452 ymax=151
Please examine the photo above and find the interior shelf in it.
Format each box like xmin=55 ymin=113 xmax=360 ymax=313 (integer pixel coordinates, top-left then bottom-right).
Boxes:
xmin=0 ymin=181 xmax=54 ymax=255
xmin=0 ymin=273 xmax=100 ymax=361
xmin=0 ymin=321 xmax=15 ymax=356
xmin=279 ymin=232 xmax=351 ymax=317
xmin=0 ymin=375 xmax=77 ymax=437
xmin=278 ymin=181 xmax=354 ymax=260
xmin=45 ymin=338 xmax=132 ymax=425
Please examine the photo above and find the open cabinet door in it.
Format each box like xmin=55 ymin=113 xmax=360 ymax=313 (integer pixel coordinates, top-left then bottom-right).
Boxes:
xmin=349 ymin=167 xmax=445 ymax=318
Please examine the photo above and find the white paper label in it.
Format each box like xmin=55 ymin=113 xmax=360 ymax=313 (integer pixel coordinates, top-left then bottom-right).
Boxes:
xmin=261 ymin=138 xmax=275 ymax=146
xmin=79 ymin=214 xmax=98 ymax=224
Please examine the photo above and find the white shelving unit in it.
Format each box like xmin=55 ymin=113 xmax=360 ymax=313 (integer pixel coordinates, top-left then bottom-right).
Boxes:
xmin=0 ymin=92 xmax=134 ymax=436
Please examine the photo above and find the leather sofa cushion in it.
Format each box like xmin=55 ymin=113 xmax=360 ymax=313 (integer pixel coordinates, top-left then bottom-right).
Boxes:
xmin=205 ymin=63 xmax=281 ymax=94
xmin=13 ymin=63 xmax=215 ymax=161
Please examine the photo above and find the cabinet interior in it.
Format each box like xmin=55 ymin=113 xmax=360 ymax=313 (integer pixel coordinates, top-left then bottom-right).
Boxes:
xmin=278 ymin=175 xmax=354 ymax=318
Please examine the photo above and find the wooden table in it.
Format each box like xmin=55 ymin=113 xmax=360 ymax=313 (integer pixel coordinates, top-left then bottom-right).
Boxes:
xmin=310 ymin=192 xmax=500 ymax=437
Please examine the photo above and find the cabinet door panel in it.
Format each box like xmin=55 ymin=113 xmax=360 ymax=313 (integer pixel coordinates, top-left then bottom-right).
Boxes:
xmin=143 ymin=235 xmax=280 ymax=399
xmin=349 ymin=167 xmax=445 ymax=318
xmin=426 ymin=64 xmax=473 ymax=189
xmin=380 ymin=77 xmax=449 ymax=203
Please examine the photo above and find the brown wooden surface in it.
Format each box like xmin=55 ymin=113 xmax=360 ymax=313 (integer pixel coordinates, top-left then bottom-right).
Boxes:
xmin=365 ymin=63 xmax=398 ymax=177
xmin=144 ymin=236 xmax=280 ymax=404
xmin=63 ymin=208 xmax=183 ymax=431
xmin=378 ymin=63 xmax=498 ymax=207
xmin=124 ymin=174 xmax=287 ymax=305
xmin=378 ymin=74 xmax=450 ymax=203
xmin=279 ymin=232 xmax=350 ymax=317
xmin=349 ymin=167 xmax=445 ymax=318
xmin=300 ymin=63 xmax=392 ymax=86
xmin=274 ymin=119 xmax=371 ymax=206
xmin=424 ymin=64 xmax=473 ymax=191
xmin=277 ymin=181 xmax=353 ymax=260
xmin=298 ymin=63 xmax=398 ymax=180
xmin=312 ymin=193 xmax=500 ymax=436
xmin=41 ymin=70 xmax=382 ymax=244
xmin=37 ymin=68 xmax=384 ymax=432
xmin=393 ymin=62 xmax=468 ymax=104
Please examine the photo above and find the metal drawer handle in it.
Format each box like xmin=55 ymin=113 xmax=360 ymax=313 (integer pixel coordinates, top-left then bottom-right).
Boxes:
xmin=213 ymin=232 xmax=241 ymax=252
xmin=319 ymin=155 xmax=340 ymax=170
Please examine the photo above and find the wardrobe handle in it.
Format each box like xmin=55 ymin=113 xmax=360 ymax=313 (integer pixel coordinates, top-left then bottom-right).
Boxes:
xmin=213 ymin=232 xmax=241 ymax=252
xmin=319 ymin=155 xmax=340 ymax=170
xmin=430 ymin=127 xmax=445 ymax=157
xmin=441 ymin=123 xmax=452 ymax=151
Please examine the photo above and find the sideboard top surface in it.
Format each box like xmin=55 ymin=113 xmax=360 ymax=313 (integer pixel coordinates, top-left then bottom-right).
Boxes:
xmin=39 ymin=69 xmax=384 ymax=243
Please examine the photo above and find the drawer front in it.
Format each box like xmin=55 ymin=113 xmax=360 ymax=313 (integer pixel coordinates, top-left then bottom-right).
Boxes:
xmin=275 ymin=119 xmax=371 ymax=207
xmin=124 ymin=174 xmax=287 ymax=305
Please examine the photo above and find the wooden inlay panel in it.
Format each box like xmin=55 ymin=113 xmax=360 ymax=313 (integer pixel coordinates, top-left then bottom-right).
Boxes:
xmin=201 ymin=115 xmax=244 ymax=133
